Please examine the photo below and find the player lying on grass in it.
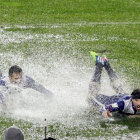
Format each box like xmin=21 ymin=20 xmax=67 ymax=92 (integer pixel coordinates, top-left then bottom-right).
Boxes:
xmin=0 ymin=65 xmax=53 ymax=105
xmin=87 ymin=51 xmax=140 ymax=118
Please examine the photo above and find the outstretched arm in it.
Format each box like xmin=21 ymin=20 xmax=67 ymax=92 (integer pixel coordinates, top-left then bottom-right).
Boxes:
xmin=25 ymin=76 xmax=53 ymax=97
xmin=101 ymin=100 xmax=125 ymax=118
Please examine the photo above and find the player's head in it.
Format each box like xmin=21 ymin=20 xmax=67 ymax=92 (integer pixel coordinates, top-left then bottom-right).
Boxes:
xmin=9 ymin=65 xmax=23 ymax=84
xmin=131 ymin=89 xmax=140 ymax=111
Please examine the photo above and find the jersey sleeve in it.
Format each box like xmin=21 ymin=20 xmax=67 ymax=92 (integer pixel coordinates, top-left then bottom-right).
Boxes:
xmin=25 ymin=76 xmax=53 ymax=97
xmin=25 ymin=76 xmax=36 ymax=88
xmin=106 ymin=100 xmax=125 ymax=112
xmin=100 ymin=98 xmax=125 ymax=114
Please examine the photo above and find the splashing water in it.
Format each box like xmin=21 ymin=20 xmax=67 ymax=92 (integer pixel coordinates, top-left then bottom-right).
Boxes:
xmin=0 ymin=27 xmax=136 ymax=139
xmin=0 ymin=52 xmax=90 ymax=123
xmin=0 ymin=50 xmax=132 ymax=121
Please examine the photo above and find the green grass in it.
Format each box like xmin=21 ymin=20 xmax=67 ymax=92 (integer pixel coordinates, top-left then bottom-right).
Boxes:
xmin=0 ymin=114 xmax=139 ymax=139
xmin=0 ymin=0 xmax=140 ymax=139
xmin=0 ymin=116 xmax=33 ymax=140
xmin=0 ymin=0 xmax=140 ymax=25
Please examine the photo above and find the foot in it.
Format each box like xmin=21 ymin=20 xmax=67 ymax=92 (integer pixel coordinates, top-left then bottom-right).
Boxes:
xmin=90 ymin=51 xmax=108 ymax=66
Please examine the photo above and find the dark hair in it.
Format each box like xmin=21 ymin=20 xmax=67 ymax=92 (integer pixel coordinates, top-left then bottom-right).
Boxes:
xmin=131 ymin=89 xmax=140 ymax=99
xmin=9 ymin=65 xmax=22 ymax=77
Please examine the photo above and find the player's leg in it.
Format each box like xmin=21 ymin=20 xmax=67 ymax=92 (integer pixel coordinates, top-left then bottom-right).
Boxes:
xmin=88 ymin=51 xmax=105 ymax=106
xmin=104 ymin=61 xmax=124 ymax=94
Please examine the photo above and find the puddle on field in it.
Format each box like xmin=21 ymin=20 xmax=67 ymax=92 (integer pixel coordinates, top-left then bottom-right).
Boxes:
xmin=0 ymin=26 xmax=137 ymax=139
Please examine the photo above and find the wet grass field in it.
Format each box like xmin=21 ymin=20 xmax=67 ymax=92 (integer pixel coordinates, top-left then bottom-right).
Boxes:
xmin=0 ymin=0 xmax=140 ymax=139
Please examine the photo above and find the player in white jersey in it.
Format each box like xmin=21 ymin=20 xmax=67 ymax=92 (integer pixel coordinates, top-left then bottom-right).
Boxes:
xmin=0 ymin=65 xmax=53 ymax=105
xmin=88 ymin=51 xmax=140 ymax=118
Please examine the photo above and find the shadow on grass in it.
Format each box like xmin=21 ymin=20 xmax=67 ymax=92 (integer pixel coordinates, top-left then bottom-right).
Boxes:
xmin=100 ymin=114 xmax=140 ymax=131
xmin=111 ymin=116 xmax=140 ymax=130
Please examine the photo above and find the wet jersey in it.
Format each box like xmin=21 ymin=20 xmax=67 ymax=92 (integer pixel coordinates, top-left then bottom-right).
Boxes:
xmin=0 ymin=75 xmax=52 ymax=104
xmin=0 ymin=75 xmax=36 ymax=89
xmin=101 ymin=95 xmax=139 ymax=115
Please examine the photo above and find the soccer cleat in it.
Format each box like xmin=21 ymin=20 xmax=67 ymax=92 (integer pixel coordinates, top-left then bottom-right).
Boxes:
xmin=90 ymin=51 xmax=108 ymax=66
xmin=90 ymin=51 xmax=98 ymax=61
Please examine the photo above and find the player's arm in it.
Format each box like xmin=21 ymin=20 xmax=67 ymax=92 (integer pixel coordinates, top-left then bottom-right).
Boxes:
xmin=101 ymin=100 xmax=125 ymax=118
xmin=102 ymin=110 xmax=112 ymax=118
xmin=25 ymin=76 xmax=53 ymax=97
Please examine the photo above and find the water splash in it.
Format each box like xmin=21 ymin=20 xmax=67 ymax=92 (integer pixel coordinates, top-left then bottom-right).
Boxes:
xmin=0 ymin=26 xmax=136 ymax=139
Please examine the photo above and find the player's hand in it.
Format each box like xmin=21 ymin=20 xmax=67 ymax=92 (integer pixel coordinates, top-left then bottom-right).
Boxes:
xmin=102 ymin=110 xmax=112 ymax=118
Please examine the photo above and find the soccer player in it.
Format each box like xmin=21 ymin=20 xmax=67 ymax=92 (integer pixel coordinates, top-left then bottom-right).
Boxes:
xmin=0 ymin=65 xmax=53 ymax=105
xmin=87 ymin=51 xmax=140 ymax=118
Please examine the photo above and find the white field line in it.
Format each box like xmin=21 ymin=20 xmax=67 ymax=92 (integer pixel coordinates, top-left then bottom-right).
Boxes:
xmin=0 ymin=21 xmax=139 ymax=45
xmin=0 ymin=30 xmax=137 ymax=45
xmin=0 ymin=30 xmax=98 ymax=45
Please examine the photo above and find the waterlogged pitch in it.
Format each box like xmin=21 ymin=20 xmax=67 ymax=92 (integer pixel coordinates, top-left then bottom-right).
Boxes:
xmin=0 ymin=0 xmax=140 ymax=139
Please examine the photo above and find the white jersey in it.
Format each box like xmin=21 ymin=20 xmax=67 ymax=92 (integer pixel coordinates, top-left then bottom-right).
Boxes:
xmin=102 ymin=96 xmax=139 ymax=115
